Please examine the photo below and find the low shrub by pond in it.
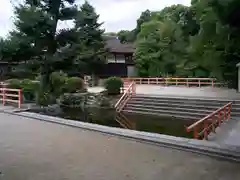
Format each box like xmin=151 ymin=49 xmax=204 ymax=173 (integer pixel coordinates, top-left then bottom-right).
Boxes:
xmin=5 ymin=72 xmax=87 ymax=105
xmin=104 ymin=77 xmax=123 ymax=95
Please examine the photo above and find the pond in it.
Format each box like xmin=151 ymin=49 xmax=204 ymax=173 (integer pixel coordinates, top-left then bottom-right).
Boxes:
xmin=34 ymin=106 xmax=196 ymax=139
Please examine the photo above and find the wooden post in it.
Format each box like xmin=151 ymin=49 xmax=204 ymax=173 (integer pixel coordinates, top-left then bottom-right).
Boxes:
xmin=218 ymin=111 xmax=222 ymax=125
xmin=193 ymin=126 xmax=199 ymax=139
xmin=198 ymin=79 xmax=201 ymax=87
xmin=18 ymin=89 xmax=22 ymax=108
xmin=203 ymin=121 xmax=208 ymax=140
xmin=228 ymin=104 xmax=232 ymax=120
xmin=3 ymin=88 xmax=5 ymax=106
xmin=212 ymin=117 xmax=216 ymax=133
xmin=224 ymin=107 xmax=227 ymax=120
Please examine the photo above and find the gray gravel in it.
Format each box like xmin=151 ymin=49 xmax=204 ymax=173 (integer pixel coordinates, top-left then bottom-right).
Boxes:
xmin=0 ymin=113 xmax=239 ymax=180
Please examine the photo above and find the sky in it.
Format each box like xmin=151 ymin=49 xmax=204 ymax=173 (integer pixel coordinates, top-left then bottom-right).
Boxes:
xmin=0 ymin=0 xmax=191 ymax=37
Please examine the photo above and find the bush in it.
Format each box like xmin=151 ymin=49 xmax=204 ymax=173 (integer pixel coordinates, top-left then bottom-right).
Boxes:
xmin=36 ymin=90 xmax=56 ymax=106
xmin=64 ymin=77 xmax=85 ymax=93
xmin=5 ymin=79 xmax=21 ymax=89
xmin=21 ymin=79 xmax=40 ymax=101
xmin=5 ymin=78 xmax=40 ymax=102
xmin=50 ymin=71 xmax=68 ymax=96
xmin=59 ymin=93 xmax=87 ymax=107
xmin=104 ymin=77 xmax=123 ymax=95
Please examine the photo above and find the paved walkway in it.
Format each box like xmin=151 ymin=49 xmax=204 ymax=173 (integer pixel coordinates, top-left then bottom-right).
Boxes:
xmin=208 ymin=117 xmax=240 ymax=149
xmin=88 ymin=85 xmax=240 ymax=99
xmin=136 ymin=85 xmax=240 ymax=99
xmin=0 ymin=113 xmax=239 ymax=180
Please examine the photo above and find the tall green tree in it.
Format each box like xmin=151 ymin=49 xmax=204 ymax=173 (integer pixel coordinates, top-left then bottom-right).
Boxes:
xmin=135 ymin=19 xmax=185 ymax=77
xmin=117 ymin=10 xmax=152 ymax=43
xmin=209 ymin=0 xmax=240 ymax=88
xmin=186 ymin=0 xmax=240 ymax=87
xmin=7 ymin=0 xmax=78 ymax=89
xmin=74 ymin=1 xmax=106 ymax=76
xmin=117 ymin=30 xmax=135 ymax=43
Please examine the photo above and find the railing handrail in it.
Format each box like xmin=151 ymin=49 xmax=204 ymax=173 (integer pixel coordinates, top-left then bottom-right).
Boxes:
xmin=121 ymin=77 xmax=219 ymax=88
xmin=115 ymin=82 xmax=135 ymax=109
xmin=123 ymin=77 xmax=216 ymax=80
xmin=0 ymin=88 xmax=21 ymax=92
xmin=0 ymin=88 xmax=22 ymax=108
xmin=186 ymin=102 xmax=233 ymax=132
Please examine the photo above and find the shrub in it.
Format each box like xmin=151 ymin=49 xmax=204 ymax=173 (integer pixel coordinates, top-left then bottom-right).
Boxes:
xmin=21 ymin=79 xmax=40 ymax=101
xmin=50 ymin=71 xmax=68 ymax=96
xmin=36 ymin=90 xmax=56 ymax=106
xmin=59 ymin=93 xmax=87 ymax=107
xmin=64 ymin=77 xmax=85 ymax=93
xmin=5 ymin=79 xmax=21 ymax=89
xmin=104 ymin=77 xmax=123 ymax=95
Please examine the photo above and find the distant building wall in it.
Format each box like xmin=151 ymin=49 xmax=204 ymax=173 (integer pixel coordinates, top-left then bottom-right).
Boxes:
xmin=238 ymin=65 xmax=240 ymax=92
xmin=127 ymin=65 xmax=136 ymax=77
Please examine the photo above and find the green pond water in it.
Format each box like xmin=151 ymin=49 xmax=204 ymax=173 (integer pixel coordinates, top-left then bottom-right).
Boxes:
xmin=48 ymin=106 xmax=195 ymax=139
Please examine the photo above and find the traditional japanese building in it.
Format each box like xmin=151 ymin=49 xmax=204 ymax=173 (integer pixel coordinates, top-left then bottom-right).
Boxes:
xmin=99 ymin=35 xmax=136 ymax=78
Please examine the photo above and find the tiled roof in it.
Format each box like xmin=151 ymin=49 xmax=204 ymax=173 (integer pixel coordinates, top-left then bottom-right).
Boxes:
xmin=104 ymin=36 xmax=134 ymax=53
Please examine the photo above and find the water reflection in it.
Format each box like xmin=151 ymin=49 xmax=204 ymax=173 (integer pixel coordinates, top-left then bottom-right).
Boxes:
xmin=57 ymin=106 xmax=194 ymax=139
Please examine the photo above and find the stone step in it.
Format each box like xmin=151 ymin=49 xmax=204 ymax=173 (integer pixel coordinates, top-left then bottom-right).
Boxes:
xmin=135 ymin=94 xmax=240 ymax=103
xmin=122 ymin=109 xmax=200 ymax=120
xmin=128 ymin=99 xmax=240 ymax=111
xmin=125 ymin=104 xmax=215 ymax=113
xmin=123 ymin=95 xmax=240 ymax=119
xmin=131 ymin=97 xmax=235 ymax=106
xmin=124 ymin=106 xmax=208 ymax=119
xmin=125 ymin=104 xmax=240 ymax=117
xmin=127 ymin=101 xmax=220 ymax=110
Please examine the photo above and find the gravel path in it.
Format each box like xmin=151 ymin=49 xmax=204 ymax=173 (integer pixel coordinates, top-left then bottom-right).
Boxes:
xmin=0 ymin=113 xmax=239 ymax=180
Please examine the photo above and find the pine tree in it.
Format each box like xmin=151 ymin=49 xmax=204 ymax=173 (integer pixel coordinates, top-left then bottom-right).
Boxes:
xmin=9 ymin=0 xmax=78 ymax=89
xmin=74 ymin=1 xmax=106 ymax=76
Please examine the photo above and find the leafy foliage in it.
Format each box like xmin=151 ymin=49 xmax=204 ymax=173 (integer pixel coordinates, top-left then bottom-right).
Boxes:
xmin=64 ymin=77 xmax=85 ymax=93
xmin=1 ymin=0 xmax=240 ymax=90
xmin=59 ymin=93 xmax=86 ymax=107
xmin=73 ymin=1 xmax=106 ymax=75
xmin=131 ymin=2 xmax=239 ymax=88
xmin=50 ymin=71 xmax=68 ymax=96
xmin=6 ymin=78 xmax=40 ymax=101
xmin=104 ymin=77 xmax=123 ymax=95
xmin=5 ymin=79 xmax=22 ymax=89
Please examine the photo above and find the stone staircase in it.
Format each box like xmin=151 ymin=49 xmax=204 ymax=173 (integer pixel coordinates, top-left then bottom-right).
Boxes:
xmin=122 ymin=95 xmax=240 ymax=120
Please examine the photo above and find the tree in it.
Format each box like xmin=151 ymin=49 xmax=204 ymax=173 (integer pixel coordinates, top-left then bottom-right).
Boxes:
xmin=116 ymin=10 xmax=152 ymax=43
xmin=117 ymin=30 xmax=135 ymax=43
xmin=209 ymin=0 xmax=240 ymax=88
xmin=74 ymin=1 xmax=106 ymax=77
xmin=7 ymin=0 xmax=78 ymax=90
xmin=134 ymin=19 xmax=185 ymax=77
xmin=185 ymin=0 xmax=240 ymax=87
xmin=135 ymin=10 xmax=152 ymax=36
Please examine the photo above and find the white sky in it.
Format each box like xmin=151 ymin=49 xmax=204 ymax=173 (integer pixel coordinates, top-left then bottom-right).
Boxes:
xmin=0 ymin=0 xmax=191 ymax=37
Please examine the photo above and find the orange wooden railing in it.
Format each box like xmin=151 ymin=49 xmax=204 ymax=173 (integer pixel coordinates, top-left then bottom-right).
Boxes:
xmin=0 ymin=88 xmax=23 ymax=108
xmin=115 ymin=82 xmax=136 ymax=112
xmin=186 ymin=102 xmax=232 ymax=140
xmin=122 ymin=77 xmax=218 ymax=88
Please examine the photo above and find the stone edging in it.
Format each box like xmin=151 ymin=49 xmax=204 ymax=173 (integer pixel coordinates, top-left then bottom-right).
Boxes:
xmin=2 ymin=110 xmax=240 ymax=163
